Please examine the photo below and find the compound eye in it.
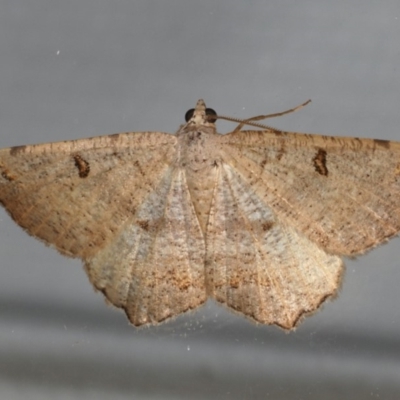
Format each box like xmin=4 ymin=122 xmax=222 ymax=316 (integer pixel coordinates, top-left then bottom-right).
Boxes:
xmin=184 ymin=107 xmax=217 ymax=123
xmin=184 ymin=108 xmax=195 ymax=122
xmin=206 ymin=108 xmax=217 ymax=123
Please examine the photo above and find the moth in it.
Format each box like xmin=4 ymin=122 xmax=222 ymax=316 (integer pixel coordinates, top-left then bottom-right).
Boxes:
xmin=1 ymin=99 xmax=399 ymax=329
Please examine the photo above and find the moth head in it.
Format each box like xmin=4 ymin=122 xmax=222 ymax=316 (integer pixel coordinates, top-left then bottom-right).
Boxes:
xmin=185 ymin=99 xmax=217 ymax=127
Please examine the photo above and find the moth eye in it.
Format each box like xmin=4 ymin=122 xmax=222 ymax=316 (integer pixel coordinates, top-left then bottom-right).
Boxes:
xmin=185 ymin=109 xmax=195 ymax=122
xmin=206 ymin=108 xmax=217 ymax=123
xmin=184 ymin=108 xmax=217 ymax=122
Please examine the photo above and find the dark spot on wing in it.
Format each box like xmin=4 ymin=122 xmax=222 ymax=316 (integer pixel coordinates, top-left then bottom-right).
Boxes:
xmin=137 ymin=220 xmax=149 ymax=231
xmin=312 ymin=148 xmax=328 ymax=176
xmin=262 ymin=221 xmax=274 ymax=231
xmin=73 ymin=154 xmax=90 ymax=178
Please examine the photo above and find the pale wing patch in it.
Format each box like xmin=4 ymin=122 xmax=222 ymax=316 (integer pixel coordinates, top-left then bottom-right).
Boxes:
xmin=85 ymin=168 xmax=206 ymax=326
xmin=205 ymin=163 xmax=343 ymax=329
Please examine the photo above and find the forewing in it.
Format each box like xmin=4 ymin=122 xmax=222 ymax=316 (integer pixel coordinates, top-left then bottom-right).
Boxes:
xmin=216 ymin=130 xmax=400 ymax=256
xmin=205 ymin=162 xmax=343 ymax=329
xmin=85 ymin=168 xmax=206 ymax=326
xmin=0 ymin=132 xmax=176 ymax=258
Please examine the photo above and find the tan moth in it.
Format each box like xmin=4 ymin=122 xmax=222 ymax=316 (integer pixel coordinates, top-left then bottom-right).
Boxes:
xmin=1 ymin=99 xmax=399 ymax=329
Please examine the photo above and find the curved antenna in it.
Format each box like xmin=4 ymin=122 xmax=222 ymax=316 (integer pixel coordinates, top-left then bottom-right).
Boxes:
xmin=213 ymin=99 xmax=311 ymax=132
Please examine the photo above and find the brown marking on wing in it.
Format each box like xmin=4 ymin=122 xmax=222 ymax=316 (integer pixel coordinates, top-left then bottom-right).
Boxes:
xmin=73 ymin=154 xmax=90 ymax=178
xmin=137 ymin=220 xmax=149 ymax=231
xmin=312 ymin=148 xmax=328 ymax=176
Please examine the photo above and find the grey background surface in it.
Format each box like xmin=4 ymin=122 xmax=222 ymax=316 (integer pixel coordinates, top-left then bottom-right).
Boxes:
xmin=0 ymin=1 xmax=400 ymax=399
